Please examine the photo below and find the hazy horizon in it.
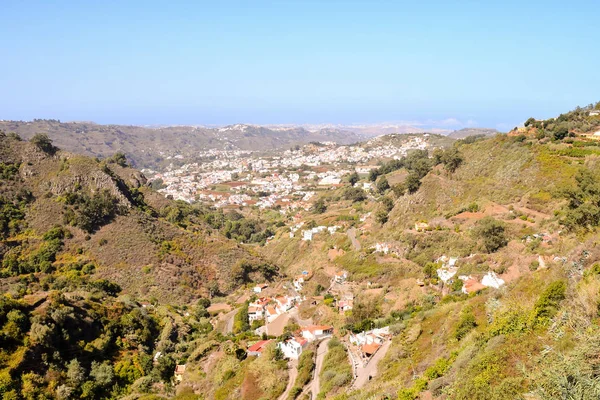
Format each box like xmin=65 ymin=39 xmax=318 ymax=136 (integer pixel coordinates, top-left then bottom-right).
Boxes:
xmin=1 ymin=1 xmax=598 ymax=131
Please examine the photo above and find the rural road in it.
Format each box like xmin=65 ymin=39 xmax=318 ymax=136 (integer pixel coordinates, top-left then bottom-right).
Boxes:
xmin=278 ymin=359 xmax=299 ymax=400
xmin=347 ymin=228 xmax=361 ymax=251
xmin=308 ymin=338 xmax=331 ymax=398
xmin=220 ymin=308 xmax=237 ymax=334
xmin=352 ymin=339 xmax=392 ymax=389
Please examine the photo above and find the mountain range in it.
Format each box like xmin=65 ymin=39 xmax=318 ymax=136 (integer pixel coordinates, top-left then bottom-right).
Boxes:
xmin=0 ymin=120 xmax=499 ymax=170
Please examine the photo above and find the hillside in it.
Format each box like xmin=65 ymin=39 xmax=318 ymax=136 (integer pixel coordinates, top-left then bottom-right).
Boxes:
xmin=4 ymin=103 xmax=600 ymax=400
xmin=0 ymin=120 xmax=364 ymax=169
xmin=0 ymin=133 xmax=276 ymax=304
xmin=447 ymin=127 xmax=498 ymax=139
xmin=251 ymin=106 xmax=600 ymax=400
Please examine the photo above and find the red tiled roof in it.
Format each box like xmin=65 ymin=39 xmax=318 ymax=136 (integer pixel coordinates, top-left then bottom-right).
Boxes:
xmin=248 ymin=340 xmax=272 ymax=353
xmin=295 ymin=337 xmax=308 ymax=346
xmin=464 ymin=279 xmax=486 ymax=293
xmin=362 ymin=342 xmax=381 ymax=355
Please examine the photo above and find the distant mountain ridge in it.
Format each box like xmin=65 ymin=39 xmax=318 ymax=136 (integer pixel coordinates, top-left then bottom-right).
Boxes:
xmin=0 ymin=120 xmax=365 ymax=169
xmin=447 ymin=127 xmax=499 ymax=139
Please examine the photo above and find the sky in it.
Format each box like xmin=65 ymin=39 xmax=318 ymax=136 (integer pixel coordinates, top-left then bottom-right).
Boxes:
xmin=1 ymin=0 xmax=598 ymax=131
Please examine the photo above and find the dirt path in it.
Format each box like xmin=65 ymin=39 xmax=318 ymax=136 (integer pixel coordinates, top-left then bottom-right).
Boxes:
xmin=347 ymin=228 xmax=361 ymax=251
xmin=352 ymin=339 xmax=392 ymax=389
xmin=288 ymin=307 xmax=313 ymax=327
xmin=278 ymin=359 xmax=299 ymax=400
xmin=307 ymin=338 xmax=331 ymax=399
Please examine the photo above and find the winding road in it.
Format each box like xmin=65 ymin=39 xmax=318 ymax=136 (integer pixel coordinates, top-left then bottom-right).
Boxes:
xmin=278 ymin=359 xmax=299 ymax=400
xmin=219 ymin=308 xmax=238 ymax=334
xmin=307 ymin=338 xmax=331 ymax=399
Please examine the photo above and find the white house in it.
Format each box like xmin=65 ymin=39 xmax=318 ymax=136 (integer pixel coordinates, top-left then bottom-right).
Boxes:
xmin=248 ymin=305 xmax=264 ymax=322
xmin=327 ymin=226 xmax=340 ymax=234
xmin=301 ymin=325 xmax=333 ymax=341
xmin=334 ymin=271 xmax=348 ymax=284
xmin=337 ymin=299 xmax=353 ymax=313
xmin=318 ymin=176 xmax=342 ymax=185
xmin=253 ymin=283 xmax=268 ymax=293
xmin=302 ymin=230 xmax=313 ymax=241
xmin=373 ymin=242 xmax=389 ymax=254
xmin=277 ymin=337 xmax=307 ymax=359
xmin=481 ymin=272 xmax=505 ymax=289
xmin=275 ymin=296 xmax=294 ymax=313
xmin=437 ymin=267 xmax=458 ymax=283
xmin=266 ymin=306 xmax=280 ymax=323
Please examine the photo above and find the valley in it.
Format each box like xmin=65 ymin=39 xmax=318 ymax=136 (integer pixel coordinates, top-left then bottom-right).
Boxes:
xmin=2 ymin=102 xmax=600 ymax=400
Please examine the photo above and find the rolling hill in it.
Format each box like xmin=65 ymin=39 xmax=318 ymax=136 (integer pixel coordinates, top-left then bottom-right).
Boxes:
xmin=0 ymin=120 xmax=364 ymax=169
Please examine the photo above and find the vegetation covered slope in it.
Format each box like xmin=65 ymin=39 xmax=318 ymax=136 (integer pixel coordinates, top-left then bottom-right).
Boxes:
xmin=0 ymin=132 xmax=277 ymax=304
xmin=0 ymin=132 xmax=292 ymax=400
xmin=256 ymin=104 xmax=600 ymax=400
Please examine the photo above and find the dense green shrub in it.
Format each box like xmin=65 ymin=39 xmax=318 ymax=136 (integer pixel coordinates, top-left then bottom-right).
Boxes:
xmin=454 ymin=307 xmax=477 ymax=340
xmin=529 ymin=281 xmax=566 ymax=327
xmin=473 ymin=217 xmax=507 ymax=253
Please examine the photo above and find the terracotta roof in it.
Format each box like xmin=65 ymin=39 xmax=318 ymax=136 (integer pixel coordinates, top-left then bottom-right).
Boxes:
xmin=248 ymin=340 xmax=272 ymax=353
xmin=464 ymin=278 xmax=486 ymax=293
xmin=295 ymin=337 xmax=308 ymax=346
xmin=266 ymin=306 xmax=277 ymax=315
xmin=362 ymin=342 xmax=381 ymax=355
xmin=175 ymin=364 xmax=186 ymax=374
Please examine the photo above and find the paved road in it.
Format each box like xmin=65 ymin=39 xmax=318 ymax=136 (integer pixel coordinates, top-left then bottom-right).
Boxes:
xmin=347 ymin=228 xmax=361 ymax=251
xmin=308 ymin=338 xmax=331 ymax=399
xmin=352 ymin=340 xmax=392 ymax=389
xmin=278 ymin=359 xmax=299 ymax=400
xmin=220 ymin=308 xmax=237 ymax=334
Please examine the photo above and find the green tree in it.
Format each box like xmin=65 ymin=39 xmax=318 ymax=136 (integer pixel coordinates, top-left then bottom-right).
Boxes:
xmin=154 ymin=354 xmax=176 ymax=383
xmin=368 ymin=168 xmax=380 ymax=182
xmin=30 ymin=133 xmax=55 ymax=154
xmin=343 ymin=187 xmax=366 ymax=202
xmin=108 ymin=152 xmax=129 ymax=167
xmin=423 ymin=262 xmax=438 ymax=279
xmin=90 ymin=361 xmax=114 ymax=387
xmin=552 ymin=123 xmax=569 ymax=140
xmin=405 ymin=173 xmax=422 ymax=194
xmin=376 ymin=176 xmax=390 ymax=194
xmin=348 ymin=172 xmax=359 ymax=186
xmin=67 ymin=359 xmax=86 ymax=386
xmin=312 ymin=198 xmax=327 ymax=214
xmin=375 ymin=209 xmax=388 ymax=225
xmin=474 ymin=217 xmax=507 ymax=253
xmin=381 ymin=196 xmax=394 ymax=212
xmin=440 ymin=148 xmax=464 ymax=173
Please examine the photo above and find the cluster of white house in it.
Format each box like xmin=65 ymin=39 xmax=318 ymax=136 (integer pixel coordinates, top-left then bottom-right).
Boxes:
xmin=247 ymin=325 xmax=334 ymax=359
xmin=248 ymin=295 xmax=299 ymax=323
xmin=291 ymin=225 xmax=341 ymax=241
xmin=435 ymin=255 xmax=506 ymax=294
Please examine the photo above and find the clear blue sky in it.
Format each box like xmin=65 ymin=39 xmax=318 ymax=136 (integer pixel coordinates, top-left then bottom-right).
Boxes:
xmin=1 ymin=0 xmax=598 ymax=130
